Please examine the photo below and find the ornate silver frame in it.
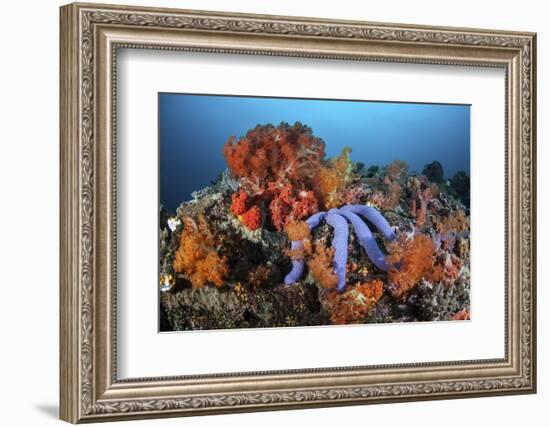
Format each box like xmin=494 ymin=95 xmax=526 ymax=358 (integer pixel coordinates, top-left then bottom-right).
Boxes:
xmin=59 ymin=2 xmax=537 ymax=423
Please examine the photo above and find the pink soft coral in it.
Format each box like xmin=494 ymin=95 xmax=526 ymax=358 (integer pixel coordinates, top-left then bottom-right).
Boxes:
xmin=428 ymin=252 xmax=463 ymax=288
xmin=410 ymin=183 xmax=439 ymax=227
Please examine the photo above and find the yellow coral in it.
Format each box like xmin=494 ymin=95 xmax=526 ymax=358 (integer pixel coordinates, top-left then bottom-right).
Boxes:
xmin=315 ymin=147 xmax=354 ymax=209
xmin=233 ymin=282 xmax=248 ymax=301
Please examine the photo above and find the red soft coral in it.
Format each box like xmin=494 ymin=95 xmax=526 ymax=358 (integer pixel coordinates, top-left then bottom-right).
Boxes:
xmin=230 ymin=189 xmax=249 ymax=215
xmin=386 ymin=160 xmax=409 ymax=181
xmin=240 ymin=205 xmax=262 ymax=230
xmin=409 ymin=181 xmax=439 ymax=228
xmin=224 ymin=122 xmax=326 ymax=230
xmin=268 ymin=182 xmax=319 ymax=231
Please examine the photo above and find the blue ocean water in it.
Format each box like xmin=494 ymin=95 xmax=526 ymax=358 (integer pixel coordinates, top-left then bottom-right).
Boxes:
xmin=159 ymin=93 xmax=470 ymax=212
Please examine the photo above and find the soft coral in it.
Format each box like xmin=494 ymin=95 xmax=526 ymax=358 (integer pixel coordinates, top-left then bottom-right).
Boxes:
xmin=224 ymin=122 xmax=326 ymax=230
xmin=386 ymin=234 xmax=436 ymax=298
xmin=325 ymin=280 xmax=384 ymax=325
xmin=223 ymin=122 xmax=325 ymax=194
xmin=229 ymin=189 xmax=263 ymax=230
xmin=268 ymin=182 xmax=319 ymax=231
xmin=315 ymin=147 xmax=355 ymax=209
xmin=173 ymin=216 xmax=228 ymax=289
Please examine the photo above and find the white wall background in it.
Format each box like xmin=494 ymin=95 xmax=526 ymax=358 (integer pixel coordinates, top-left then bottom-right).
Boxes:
xmin=0 ymin=0 xmax=545 ymax=426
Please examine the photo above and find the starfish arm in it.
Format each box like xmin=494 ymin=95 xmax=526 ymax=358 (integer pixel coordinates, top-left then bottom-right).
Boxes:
xmin=341 ymin=205 xmax=396 ymax=240
xmin=284 ymin=241 xmax=305 ymax=284
xmin=306 ymin=211 xmax=327 ymax=229
xmin=337 ymin=210 xmax=390 ymax=272
xmin=326 ymin=210 xmax=349 ymax=292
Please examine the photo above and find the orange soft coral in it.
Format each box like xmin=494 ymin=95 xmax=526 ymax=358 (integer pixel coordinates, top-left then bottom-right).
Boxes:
xmin=435 ymin=210 xmax=470 ymax=234
xmin=367 ymin=160 xmax=408 ymax=210
xmin=382 ymin=179 xmax=402 ymax=210
xmin=451 ymin=309 xmax=470 ymax=321
xmin=284 ymin=220 xmax=313 ymax=260
xmin=308 ymin=244 xmax=338 ymax=289
xmin=173 ymin=217 xmax=228 ymax=289
xmin=325 ymin=280 xmax=384 ymax=325
xmin=285 ymin=220 xmax=310 ymax=242
xmin=315 ymin=147 xmax=354 ymax=209
xmin=386 ymin=234 xmax=436 ymax=298
xmin=247 ymin=265 xmax=272 ymax=288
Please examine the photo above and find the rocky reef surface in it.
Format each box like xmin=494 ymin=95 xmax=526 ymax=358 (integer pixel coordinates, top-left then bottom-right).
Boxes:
xmin=159 ymin=122 xmax=471 ymax=331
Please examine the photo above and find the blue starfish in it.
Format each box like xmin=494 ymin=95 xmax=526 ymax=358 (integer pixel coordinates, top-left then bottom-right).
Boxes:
xmin=284 ymin=205 xmax=396 ymax=292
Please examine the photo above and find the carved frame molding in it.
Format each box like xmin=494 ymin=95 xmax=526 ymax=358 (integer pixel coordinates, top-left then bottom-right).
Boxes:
xmin=60 ymin=2 xmax=536 ymax=423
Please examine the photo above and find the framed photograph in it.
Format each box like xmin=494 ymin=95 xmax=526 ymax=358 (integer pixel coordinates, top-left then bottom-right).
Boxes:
xmin=60 ymin=2 xmax=537 ymax=423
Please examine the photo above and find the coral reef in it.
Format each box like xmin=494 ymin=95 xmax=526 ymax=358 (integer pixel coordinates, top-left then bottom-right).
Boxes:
xmin=159 ymin=122 xmax=471 ymax=330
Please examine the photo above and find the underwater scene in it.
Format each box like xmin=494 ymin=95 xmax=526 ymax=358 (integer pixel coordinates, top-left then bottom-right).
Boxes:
xmin=158 ymin=93 xmax=471 ymax=331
